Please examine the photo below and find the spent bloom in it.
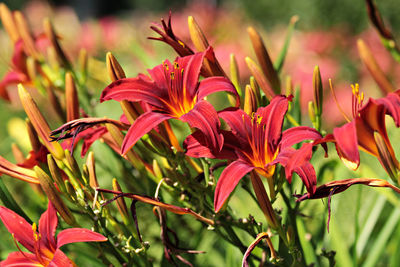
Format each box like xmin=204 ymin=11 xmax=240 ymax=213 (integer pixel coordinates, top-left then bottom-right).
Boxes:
xmin=0 ymin=201 xmax=107 ymax=266
xmin=100 ymin=47 xmax=238 ymax=155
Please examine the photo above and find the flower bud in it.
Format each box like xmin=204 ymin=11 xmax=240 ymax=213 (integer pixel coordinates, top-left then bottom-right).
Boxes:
xmin=188 ymin=16 xmax=209 ymax=52
xmin=43 ymin=18 xmax=71 ymax=69
xmin=14 ymin=10 xmax=40 ymax=59
xmin=308 ymin=101 xmax=316 ymax=124
xmin=374 ymin=131 xmax=399 ymax=184
xmin=247 ymin=26 xmax=280 ymax=93
xmin=45 ymin=84 xmax=65 ymax=121
xmin=0 ymin=3 xmax=20 ymax=43
xmin=18 ymin=84 xmax=64 ymax=160
xmin=86 ymin=151 xmax=99 ymax=189
xmin=152 ymin=159 xmax=163 ymax=180
xmin=245 ymin=57 xmax=275 ymax=100
xmin=65 ymin=72 xmax=80 ymax=121
xmin=47 ymin=154 xmax=65 ymax=192
xmin=78 ymin=48 xmax=88 ymax=81
xmin=250 ymin=76 xmax=261 ymax=105
xmin=106 ymin=52 xmax=126 ymax=81
xmin=285 ymin=75 xmax=293 ymax=97
xmin=244 ymin=85 xmax=257 ymax=115
xmin=65 ymin=149 xmax=82 ymax=183
xmin=229 ymin=54 xmax=241 ymax=96
xmin=357 ymin=39 xmax=394 ymax=94
xmin=112 ymin=178 xmax=129 ymax=224
xmin=34 ymin=166 xmax=76 ymax=226
xmin=312 ymin=65 xmax=323 ymax=116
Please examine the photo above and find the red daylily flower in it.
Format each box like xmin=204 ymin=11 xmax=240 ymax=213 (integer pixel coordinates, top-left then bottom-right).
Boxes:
xmin=0 ymin=201 xmax=107 ymax=267
xmin=100 ymin=47 xmax=238 ymax=155
xmin=326 ymin=87 xmax=400 ymax=174
xmin=184 ymin=96 xmax=324 ymax=212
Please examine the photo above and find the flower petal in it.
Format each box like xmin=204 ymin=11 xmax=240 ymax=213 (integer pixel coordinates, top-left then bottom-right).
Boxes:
xmin=56 ymin=229 xmax=107 ymax=248
xmin=376 ymin=91 xmax=400 ymax=127
xmin=197 ymin=77 xmax=239 ymax=106
xmin=0 ymin=71 xmax=28 ymax=101
xmin=38 ymin=202 xmax=58 ymax=252
xmin=257 ymin=96 xmax=289 ymax=151
xmin=280 ymin=126 xmax=323 ymax=150
xmin=214 ymin=160 xmax=254 ymax=212
xmin=147 ymin=61 xmax=170 ymax=89
xmin=121 ymin=112 xmax=171 ymax=155
xmin=273 ymin=143 xmax=316 ymax=195
xmin=0 ymin=206 xmax=35 ymax=253
xmin=333 ymin=121 xmax=360 ymax=170
xmin=219 ymin=108 xmax=251 ymax=141
xmin=180 ymin=100 xmax=224 ymax=152
xmin=179 ymin=50 xmax=205 ymax=97
xmin=100 ymin=77 xmax=167 ymax=109
xmin=48 ymin=249 xmax=73 ymax=267
xmin=0 ymin=252 xmax=41 ymax=267
xmin=183 ymin=130 xmax=237 ymax=160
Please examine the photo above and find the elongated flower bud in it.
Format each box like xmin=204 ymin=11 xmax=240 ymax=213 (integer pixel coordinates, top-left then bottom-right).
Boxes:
xmin=374 ymin=132 xmax=399 ymax=184
xmin=152 ymin=159 xmax=163 ymax=180
xmin=244 ymin=85 xmax=257 ymax=115
xmin=188 ymin=16 xmax=209 ymax=51
xmin=106 ymin=52 xmax=126 ymax=81
xmin=357 ymin=39 xmax=394 ymax=94
xmin=246 ymin=57 xmax=275 ymax=100
xmin=247 ymin=26 xmax=280 ymax=93
xmin=14 ymin=11 xmax=40 ymax=59
xmin=313 ymin=65 xmax=323 ymax=116
xmin=112 ymin=178 xmax=129 ymax=223
xmin=65 ymin=72 xmax=80 ymax=121
xmin=0 ymin=3 xmax=20 ymax=43
xmin=45 ymin=84 xmax=65 ymax=121
xmin=86 ymin=151 xmax=99 ymax=189
xmin=47 ymin=154 xmax=65 ymax=192
xmin=250 ymin=76 xmax=261 ymax=105
xmin=187 ymin=16 xmax=225 ymax=76
xmin=65 ymin=149 xmax=82 ymax=182
xmin=34 ymin=166 xmax=76 ymax=226
xmin=43 ymin=18 xmax=71 ymax=69
xmin=78 ymin=48 xmax=88 ymax=80
xmin=285 ymin=75 xmax=293 ymax=96
xmin=230 ymin=54 xmax=241 ymax=95
xmin=18 ymin=84 xmax=64 ymax=160
xmin=308 ymin=101 xmax=316 ymax=124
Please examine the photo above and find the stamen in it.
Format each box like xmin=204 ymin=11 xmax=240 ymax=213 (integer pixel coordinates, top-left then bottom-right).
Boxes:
xmin=173 ymin=62 xmax=179 ymax=69
xmin=170 ymin=72 xmax=175 ymax=80
xmin=329 ymin=79 xmax=351 ymax=122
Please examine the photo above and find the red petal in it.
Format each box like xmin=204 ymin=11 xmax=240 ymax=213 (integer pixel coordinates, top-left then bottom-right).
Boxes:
xmin=38 ymin=202 xmax=58 ymax=251
xmin=0 ymin=252 xmax=41 ymax=266
xmin=0 ymin=206 xmax=35 ymax=253
xmin=180 ymin=101 xmax=224 ymax=152
xmin=219 ymin=108 xmax=251 ymax=141
xmin=375 ymin=91 xmax=400 ymax=127
xmin=56 ymin=228 xmax=107 ymax=248
xmin=280 ymin=126 xmax=323 ymax=149
xmin=48 ymin=249 xmax=73 ymax=267
xmin=179 ymin=49 xmax=209 ymax=97
xmin=100 ymin=77 xmax=166 ymax=109
xmin=79 ymin=127 xmax=108 ymax=157
xmin=197 ymin=77 xmax=239 ymax=106
xmin=0 ymin=71 xmax=28 ymax=101
xmin=257 ymin=96 xmax=289 ymax=151
xmin=333 ymin=121 xmax=360 ymax=170
xmin=121 ymin=112 xmax=171 ymax=155
xmin=214 ymin=160 xmax=254 ymax=212
xmin=273 ymin=143 xmax=316 ymax=195
xmin=183 ymin=130 xmax=237 ymax=160
xmin=147 ymin=61 xmax=170 ymax=89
